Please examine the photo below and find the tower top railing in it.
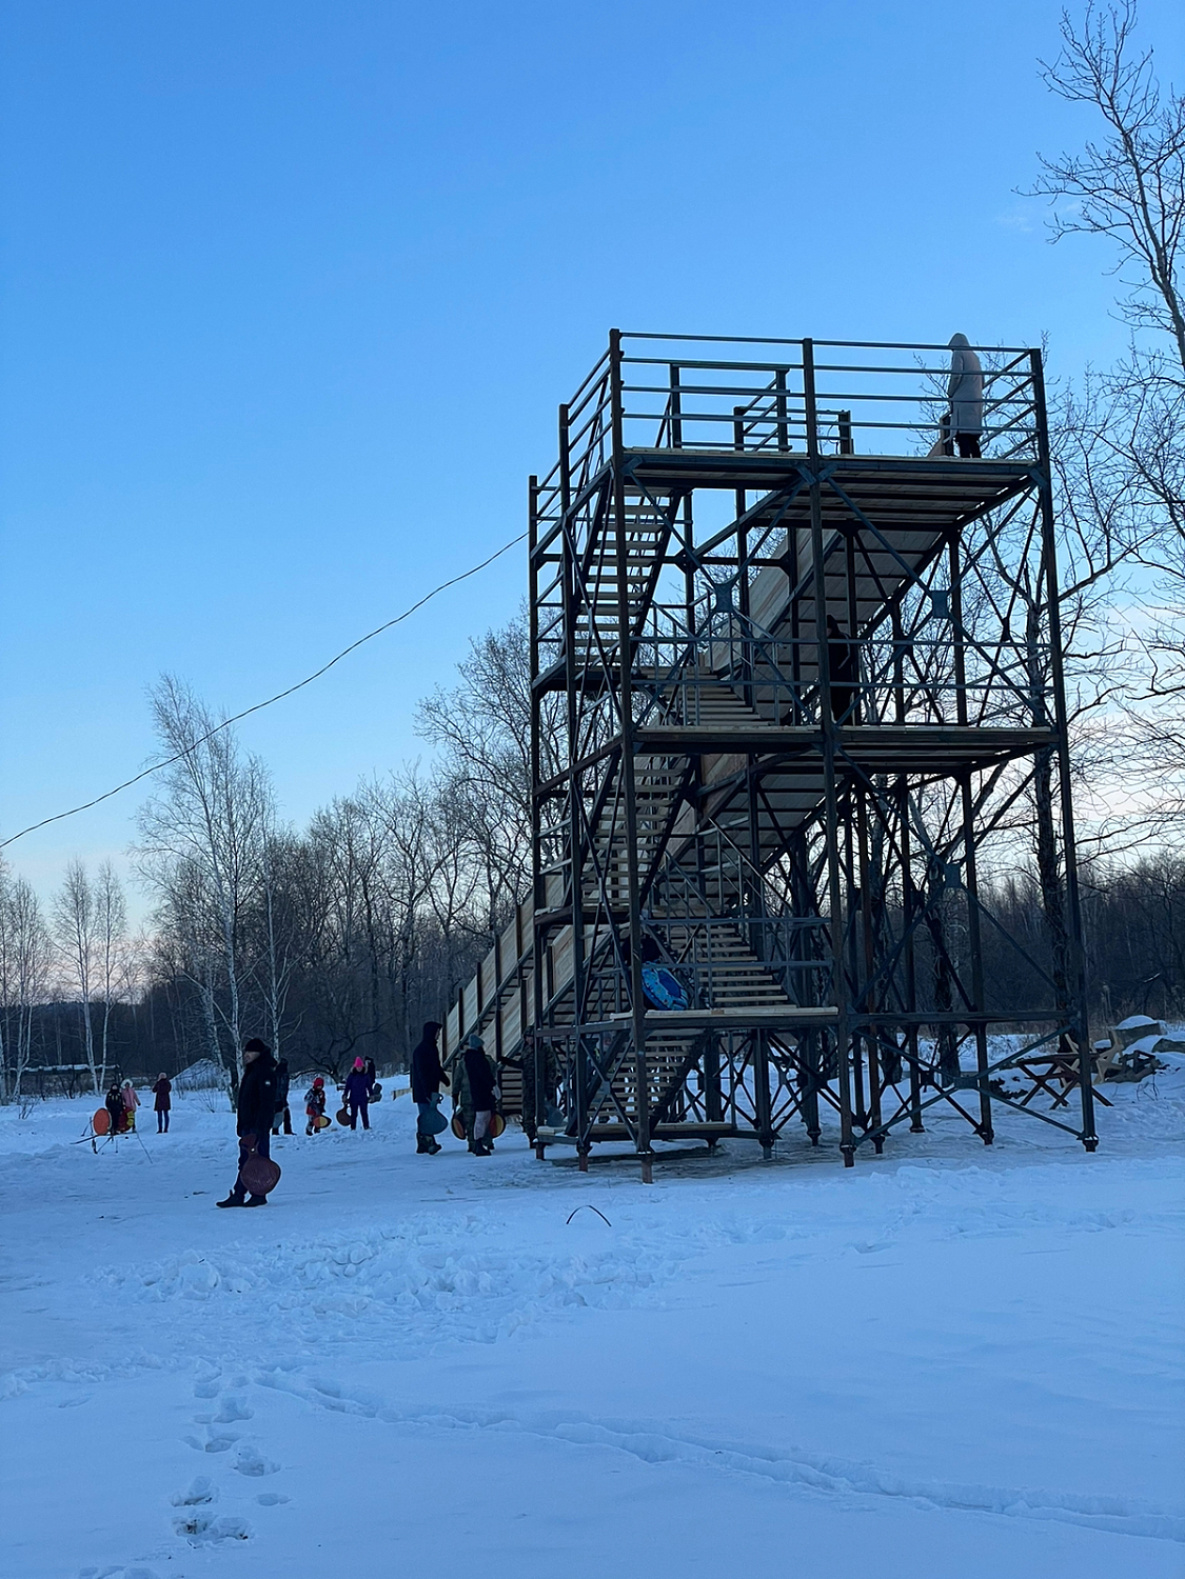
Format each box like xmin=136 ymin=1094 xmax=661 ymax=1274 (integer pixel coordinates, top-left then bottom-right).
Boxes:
xmin=534 ymin=333 xmax=1044 ymax=551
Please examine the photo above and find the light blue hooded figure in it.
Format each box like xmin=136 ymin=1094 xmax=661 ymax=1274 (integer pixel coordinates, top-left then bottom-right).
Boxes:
xmin=947 ymin=333 xmax=984 ymax=439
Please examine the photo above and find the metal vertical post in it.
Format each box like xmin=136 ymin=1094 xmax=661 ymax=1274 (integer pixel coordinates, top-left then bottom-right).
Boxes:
xmin=735 ymin=406 xmax=752 ymax=707
xmin=960 ymin=773 xmax=993 ymax=1143
xmin=528 ymin=473 xmax=548 ymax=1155
xmin=899 ymin=778 xmax=924 ymax=1131
xmin=753 ymin=1032 xmax=774 ymax=1158
xmin=670 ymin=363 xmax=683 ymax=450
xmin=609 ymin=330 xmax=654 ymax=1182
xmin=1030 ymin=349 xmax=1096 ymax=1152
xmin=559 ymin=402 xmax=590 ymax=1168
xmin=775 ymin=367 xmax=789 ymax=451
xmin=857 ymin=794 xmax=884 ymax=1151
xmin=804 ymin=337 xmax=855 ymax=1166
xmin=949 ymin=535 xmax=992 ymax=1143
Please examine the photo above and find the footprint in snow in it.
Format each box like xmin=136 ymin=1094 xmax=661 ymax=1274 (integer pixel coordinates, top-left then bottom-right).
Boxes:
xmin=257 ymin=1492 xmax=290 ymax=1506
xmin=234 ymin=1443 xmax=279 ymax=1477
xmin=182 ymin=1431 xmax=239 ymax=1453
xmin=172 ymin=1512 xmax=251 ymax=1544
xmin=171 ymin=1476 xmax=216 ymax=1507
xmin=214 ymin=1395 xmax=253 ymax=1423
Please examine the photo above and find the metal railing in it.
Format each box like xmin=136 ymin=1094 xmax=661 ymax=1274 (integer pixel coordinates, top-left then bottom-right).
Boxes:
xmin=532 ymin=335 xmax=1043 ymax=545
xmin=630 ymin=604 xmax=1051 ymax=731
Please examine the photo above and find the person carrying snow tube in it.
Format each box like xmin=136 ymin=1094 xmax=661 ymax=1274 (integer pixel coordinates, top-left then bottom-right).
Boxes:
xmin=462 ymin=1032 xmax=498 ymax=1156
xmin=104 ymin=1078 xmax=125 ymax=1135
xmin=305 ymin=1077 xmax=327 ymax=1134
xmin=121 ymin=1080 xmax=140 ymax=1131
xmin=218 ymin=1038 xmax=277 ymax=1208
xmin=343 ymin=1057 xmax=371 ymax=1130
xmin=410 ymin=1020 xmax=448 ymax=1154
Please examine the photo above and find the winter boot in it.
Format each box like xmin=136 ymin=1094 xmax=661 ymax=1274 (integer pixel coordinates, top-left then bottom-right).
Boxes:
xmin=243 ymin=1195 xmax=268 ymax=1208
xmin=426 ymin=1139 xmax=442 ymax=1154
xmin=416 ymin=1133 xmax=430 ymax=1154
xmin=216 ymin=1193 xmax=244 ymax=1208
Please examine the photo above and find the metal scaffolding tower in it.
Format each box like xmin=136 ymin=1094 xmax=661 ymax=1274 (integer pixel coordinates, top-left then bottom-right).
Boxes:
xmin=445 ymin=331 xmax=1097 ymax=1181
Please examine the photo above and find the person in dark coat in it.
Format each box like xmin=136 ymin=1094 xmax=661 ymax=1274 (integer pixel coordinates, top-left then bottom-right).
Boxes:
xmin=152 ymin=1073 xmax=172 ymax=1134
xmin=410 ymin=1021 xmax=447 ymax=1154
xmin=825 ymin=614 xmax=859 ymax=723
xmin=104 ymin=1078 xmax=125 ymax=1135
xmin=271 ymin=1058 xmax=292 ymax=1135
xmin=364 ymin=1056 xmax=378 ymax=1098
xmin=342 ymin=1057 xmax=371 ymax=1130
xmin=463 ymin=1032 xmax=498 ymax=1156
xmin=218 ymin=1038 xmax=277 ymax=1207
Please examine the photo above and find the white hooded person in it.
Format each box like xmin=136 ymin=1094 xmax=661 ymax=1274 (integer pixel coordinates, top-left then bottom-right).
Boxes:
xmin=943 ymin=333 xmax=984 ymax=457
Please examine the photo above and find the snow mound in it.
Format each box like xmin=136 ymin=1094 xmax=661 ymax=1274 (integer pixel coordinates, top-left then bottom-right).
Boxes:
xmin=97 ymin=1225 xmax=685 ymax=1349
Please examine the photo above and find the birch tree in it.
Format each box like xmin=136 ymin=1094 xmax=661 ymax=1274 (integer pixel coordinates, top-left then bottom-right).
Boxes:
xmin=52 ymin=859 xmax=99 ymax=1092
xmin=94 ymin=861 xmax=129 ymax=1087
xmin=0 ymin=871 xmax=52 ymax=1101
xmin=136 ymin=677 xmax=273 ymax=1086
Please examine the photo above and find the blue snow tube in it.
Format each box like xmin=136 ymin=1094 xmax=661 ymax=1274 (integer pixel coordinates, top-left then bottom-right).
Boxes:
xmin=641 ymin=962 xmax=690 ymax=1011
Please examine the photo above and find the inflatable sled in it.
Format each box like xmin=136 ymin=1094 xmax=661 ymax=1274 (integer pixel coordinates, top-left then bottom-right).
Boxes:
xmin=451 ymin=1110 xmax=506 ymax=1141
xmin=641 ymin=962 xmax=690 ymax=1011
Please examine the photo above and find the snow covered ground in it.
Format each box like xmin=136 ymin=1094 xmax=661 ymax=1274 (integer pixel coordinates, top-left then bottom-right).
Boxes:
xmin=2 ymin=1056 xmax=1183 ymax=1579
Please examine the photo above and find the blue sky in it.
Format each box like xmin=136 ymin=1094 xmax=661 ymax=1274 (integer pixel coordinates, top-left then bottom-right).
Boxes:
xmin=2 ymin=0 xmax=1182 ymax=909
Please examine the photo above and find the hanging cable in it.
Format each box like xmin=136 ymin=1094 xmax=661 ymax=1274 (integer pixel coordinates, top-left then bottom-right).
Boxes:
xmin=1 ymin=529 xmax=528 ymax=850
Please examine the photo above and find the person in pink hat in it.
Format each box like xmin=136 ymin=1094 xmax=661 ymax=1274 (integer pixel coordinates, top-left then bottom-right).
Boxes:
xmin=342 ymin=1057 xmax=372 ymax=1131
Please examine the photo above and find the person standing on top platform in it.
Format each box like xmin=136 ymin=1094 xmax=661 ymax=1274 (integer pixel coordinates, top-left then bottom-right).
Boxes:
xmin=942 ymin=334 xmax=984 ymax=457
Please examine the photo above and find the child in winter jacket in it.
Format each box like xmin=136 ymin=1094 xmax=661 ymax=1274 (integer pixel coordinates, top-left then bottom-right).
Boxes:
xmin=121 ymin=1080 xmax=139 ymax=1131
xmin=305 ymin=1078 xmax=327 ymax=1135
xmin=342 ymin=1057 xmax=372 ymax=1131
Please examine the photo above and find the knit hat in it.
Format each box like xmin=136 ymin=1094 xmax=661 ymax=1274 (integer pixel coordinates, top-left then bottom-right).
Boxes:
xmin=243 ymin=1037 xmax=271 ymax=1056
xmin=313 ymin=1077 xmax=324 ymax=1088
xmin=466 ymin=1032 xmax=484 ymax=1050
xmin=354 ymin=1057 xmax=365 ymax=1069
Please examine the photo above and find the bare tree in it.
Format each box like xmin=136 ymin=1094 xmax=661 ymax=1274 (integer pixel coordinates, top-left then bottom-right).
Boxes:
xmin=417 ymin=610 xmax=566 ymax=938
xmin=1030 ymin=2 xmax=1185 ymax=365
xmin=1029 ymin=3 xmax=1185 ymax=834
xmin=94 ymin=862 xmax=129 ymax=1085
xmin=136 ymin=677 xmax=273 ymax=1086
xmin=52 ymin=860 xmax=99 ymax=1092
xmin=0 ymin=868 xmax=52 ymax=1101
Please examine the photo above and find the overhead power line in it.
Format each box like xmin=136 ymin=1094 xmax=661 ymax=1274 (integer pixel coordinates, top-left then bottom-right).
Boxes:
xmin=1 ymin=529 xmax=528 ymax=851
